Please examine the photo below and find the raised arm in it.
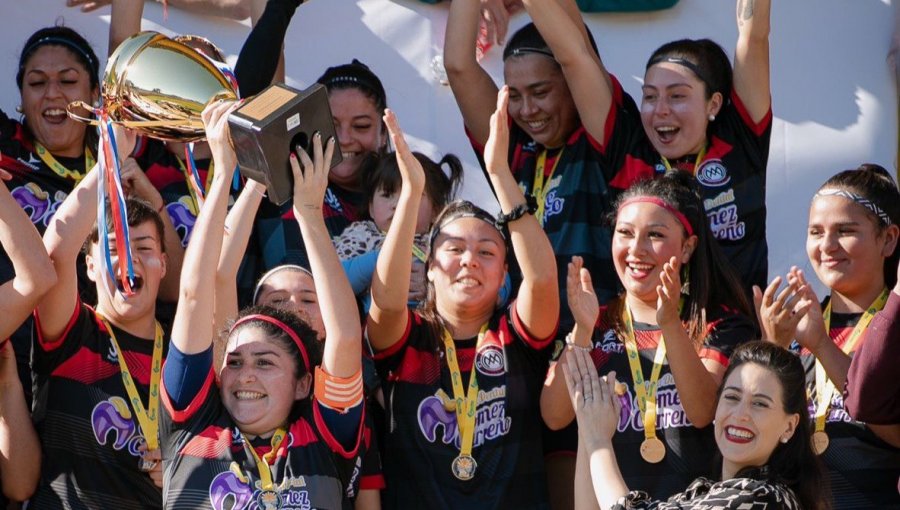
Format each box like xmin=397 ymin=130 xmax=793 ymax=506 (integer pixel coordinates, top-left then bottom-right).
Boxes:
xmin=38 ymin=166 xmax=97 ymax=342
xmin=656 ymin=258 xmax=722 ymax=428
xmin=522 ymin=0 xmax=614 ymax=142
xmin=0 ymin=342 xmax=39 ymax=502
xmin=0 ymin=176 xmax=56 ymax=341
xmin=541 ymin=257 xmax=596 ymax=430
xmin=109 ymin=0 xmax=143 ymax=56
xmin=290 ymin=135 xmax=360 ymax=377
xmin=234 ymin=0 xmax=297 ymax=98
xmin=367 ymin=111 xmax=426 ymax=351
xmin=170 ymin=100 xmax=239 ymax=355
xmin=733 ymin=0 xmax=771 ymax=123
xmin=564 ymin=352 xmax=629 ymax=510
xmin=485 ymin=87 xmax=558 ymax=339
xmin=444 ymin=0 xmax=501 ymax=146
xmin=214 ymin=178 xmax=266 ymax=334
xmin=71 ymin=0 xmax=253 ymax=21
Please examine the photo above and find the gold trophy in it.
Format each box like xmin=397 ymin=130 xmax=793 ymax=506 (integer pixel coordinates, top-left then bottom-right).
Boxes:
xmin=69 ymin=31 xmax=342 ymax=205
xmin=67 ymin=31 xmax=238 ymax=142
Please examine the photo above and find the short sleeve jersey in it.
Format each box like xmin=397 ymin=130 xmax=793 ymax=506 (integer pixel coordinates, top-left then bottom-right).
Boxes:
xmin=160 ymin=368 xmax=366 ymax=510
xmin=468 ymin=82 xmax=641 ymax=331
xmin=600 ymin=80 xmax=773 ymax=293
xmin=584 ymin=302 xmax=755 ymax=499
xmin=255 ymin=183 xmax=363 ymax=272
xmin=373 ymin=305 xmax=555 ymax=510
xmin=30 ymin=302 xmax=165 ymax=509
xmin=795 ymin=308 xmax=900 ymax=508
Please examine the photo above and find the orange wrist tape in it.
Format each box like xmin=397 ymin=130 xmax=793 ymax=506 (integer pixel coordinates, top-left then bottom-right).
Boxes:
xmin=314 ymin=366 xmax=363 ymax=413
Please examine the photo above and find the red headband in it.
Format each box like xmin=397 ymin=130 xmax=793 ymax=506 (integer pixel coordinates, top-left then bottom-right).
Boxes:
xmin=618 ymin=197 xmax=694 ymax=236
xmin=229 ymin=314 xmax=311 ymax=372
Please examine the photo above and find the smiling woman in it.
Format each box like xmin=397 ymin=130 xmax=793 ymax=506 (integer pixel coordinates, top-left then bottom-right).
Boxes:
xmin=0 ymin=24 xmax=101 ymax=405
xmin=564 ymin=341 xmax=826 ymax=510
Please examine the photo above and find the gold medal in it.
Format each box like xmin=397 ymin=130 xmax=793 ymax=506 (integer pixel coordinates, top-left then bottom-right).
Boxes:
xmin=640 ymin=437 xmax=666 ymax=464
xmin=451 ymin=454 xmax=477 ymax=481
xmin=256 ymin=489 xmax=282 ymax=510
xmin=812 ymin=430 xmax=830 ymax=455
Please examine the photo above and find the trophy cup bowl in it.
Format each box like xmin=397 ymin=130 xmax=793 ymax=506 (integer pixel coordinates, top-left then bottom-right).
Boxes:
xmin=68 ymin=31 xmax=238 ymax=142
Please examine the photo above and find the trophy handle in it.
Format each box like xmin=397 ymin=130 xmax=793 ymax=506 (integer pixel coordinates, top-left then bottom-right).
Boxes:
xmin=66 ymin=101 xmax=100 ymax=126
xmin=66 ymin=101 xmax=205 ymax=132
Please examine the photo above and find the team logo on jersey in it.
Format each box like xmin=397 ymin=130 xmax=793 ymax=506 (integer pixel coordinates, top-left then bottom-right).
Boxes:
xmin=417 ymin=386 xmax=511 ymax=449
xmin=695 ymin=159 xmax=730 ymax=187
xmin=474 ymin=345 xmax=505 ymax=377
xmin=209 ymin=472 xmax=312 ymax=510
xmin=615 ymin=374 xmax=693 ymax=433
xmin=91 ymin=396 xmax=147 ymax=469
xmin=542 ymin=188 xmax=565 ymax=222
xmin=654 ymin=163 xmax=667 ymax=174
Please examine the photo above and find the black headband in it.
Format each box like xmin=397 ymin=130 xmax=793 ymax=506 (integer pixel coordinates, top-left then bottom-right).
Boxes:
xmin=503 ymin=46 xmax=556 ymax=62
xmin=21 ymin=36 xmax=97 ymax=73
xmin=428 ymin=208 xmax=506 ymax=254
xmin=646 ymin=55 xmax=712 ymax=91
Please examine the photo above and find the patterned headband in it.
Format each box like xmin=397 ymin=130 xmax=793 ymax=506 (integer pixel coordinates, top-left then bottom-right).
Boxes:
xmin=229 ymin=314 xmax=311 ymax=372
xmin=815 ymin=188 xmax=893 ymax=226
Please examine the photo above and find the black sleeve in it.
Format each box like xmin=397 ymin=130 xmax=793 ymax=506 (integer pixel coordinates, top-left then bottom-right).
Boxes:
xmin=234 ymin=0 xmax=303 ymax=98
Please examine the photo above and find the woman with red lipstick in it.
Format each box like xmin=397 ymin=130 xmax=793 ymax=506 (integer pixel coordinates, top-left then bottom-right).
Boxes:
xmin=565 ymin=341 xmax=825 ymax=510
xmin=541 ymin=172 xmax=756 ymax=499
xmin=756 ymin=164 xmax=900 ymax=508
xmin=523 ymin=0 xmax=773 ymax=298
xmin=367 ymin=90 xmax=559 ymax=509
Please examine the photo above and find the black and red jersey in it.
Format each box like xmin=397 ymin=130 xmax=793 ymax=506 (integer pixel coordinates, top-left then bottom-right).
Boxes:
xmin=599 ymin=78 xmax=773 ymax=294
xmin=30 ymin=302 xmax=165 ymax=509
xmin=0 ymin=109 xmax=95 ymax=399
xmin=467 ymin=86 xmax=642 ymax=332
xmin=372 ymin=305 xmax=554 ymax=509
xmin=161 ymin=367 xmax=365 ymax=510
xmin=796 ymin=309 xmax=900 ymax=508
xmin=583 ymin=302 xmax=755 ymax=500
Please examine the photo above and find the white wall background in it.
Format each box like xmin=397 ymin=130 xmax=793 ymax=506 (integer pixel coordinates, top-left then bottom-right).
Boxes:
xmin=3 ymin=0 xmax=897 ymax=288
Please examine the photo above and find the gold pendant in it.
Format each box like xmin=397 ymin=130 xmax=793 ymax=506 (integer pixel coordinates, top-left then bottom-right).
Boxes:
xmin=812 ymin=430 xmax=830 ymax=455
xmin=451 ymin=454 xmax=477 ymax=481
xmin=640 ymin=437 xmax=666 ymax=464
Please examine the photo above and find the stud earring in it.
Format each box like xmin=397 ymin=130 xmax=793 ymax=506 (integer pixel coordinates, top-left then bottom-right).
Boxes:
xmin=708 ymin=114 xmax=716 ymax=122
xmin=15 ymin=105 xmax=22 ymax=113
xmin=780 ymin=436 xmax=789 ymax=444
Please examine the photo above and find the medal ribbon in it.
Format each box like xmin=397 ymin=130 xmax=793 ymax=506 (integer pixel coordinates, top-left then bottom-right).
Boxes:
xmin=814 ymin=288 xmax=889 ymax=434
xmin=243 ymin=428 xmax=288 ymax=491
xmin=532 ymin=148 xmax=563 ymax=226
xmin=411 ymin=244 xmax=427 ymax=263
xmin=99 ymin=316 xmax=164 ymax=451
xmin=442 ymin=325 xmax=489 ymax=465
xmin=660 ymin=146 xmax=708 ymax=175
xmin=621 ymin=306 xmax=667 ymax=442
xmin=96 ymin=109 xmax=137 ymax=296
xmin=176 ymin=143 xmax=215 ymax=214
xmin=34 ymin=141 xmax=95 ymax=183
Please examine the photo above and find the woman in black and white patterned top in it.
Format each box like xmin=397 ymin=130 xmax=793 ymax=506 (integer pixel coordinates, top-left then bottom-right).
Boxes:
xmin=564 ymin=341 xmax=827 ymax=510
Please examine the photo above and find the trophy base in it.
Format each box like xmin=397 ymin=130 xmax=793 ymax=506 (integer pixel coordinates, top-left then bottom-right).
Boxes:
xmin=229 ymin=83 xmax=342 ymax=206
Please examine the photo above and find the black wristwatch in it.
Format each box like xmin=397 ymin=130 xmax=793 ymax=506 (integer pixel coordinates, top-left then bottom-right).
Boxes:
xmin=497 ymin=195 xmax=538 ymax=226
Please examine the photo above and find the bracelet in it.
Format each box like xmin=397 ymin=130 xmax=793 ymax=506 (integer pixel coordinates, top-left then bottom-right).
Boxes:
xmin=564 ymin=331 xmax=592 ymax=352
xmin=496 ymin=194 xmax=537 ymax=227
